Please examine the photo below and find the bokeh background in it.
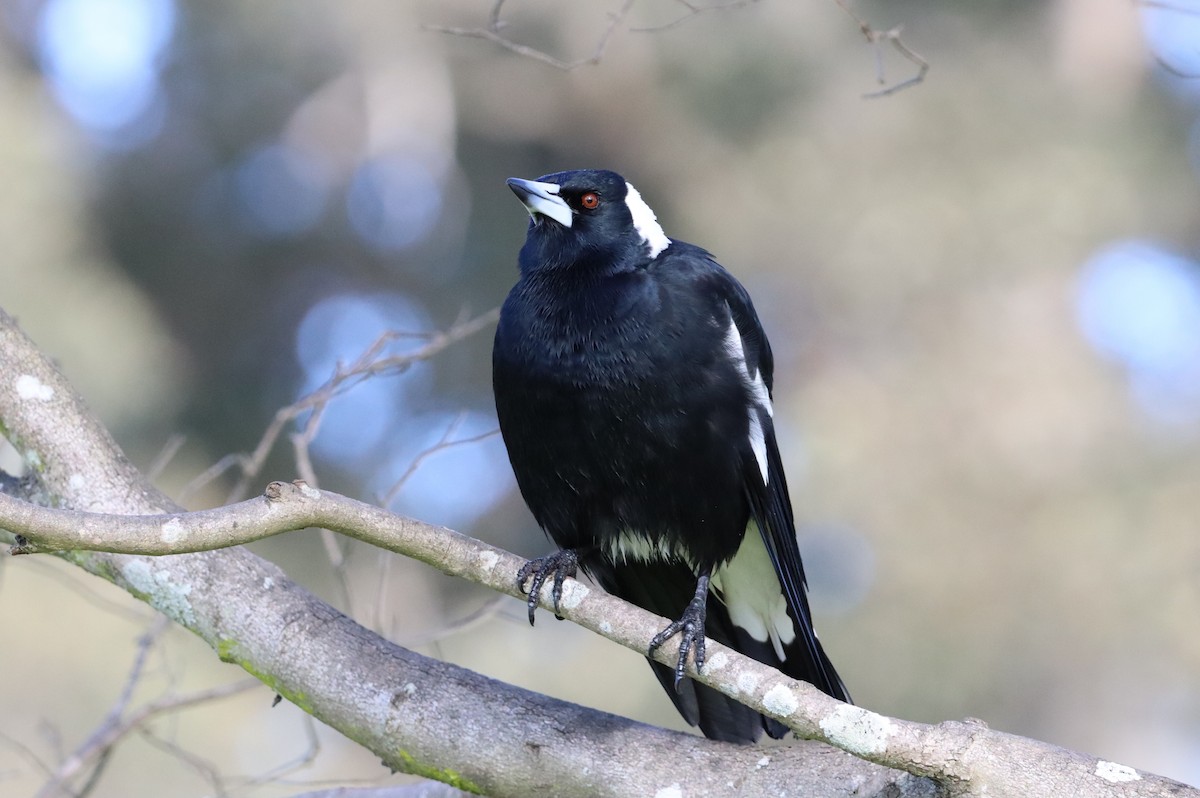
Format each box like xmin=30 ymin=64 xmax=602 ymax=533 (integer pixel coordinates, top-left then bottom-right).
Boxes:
xmin=3 ymin=0 xmax=1200 ymax=794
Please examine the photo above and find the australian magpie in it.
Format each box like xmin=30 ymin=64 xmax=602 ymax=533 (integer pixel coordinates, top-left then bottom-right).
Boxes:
xmin=493 ymin=168 xmax=850 ymax=743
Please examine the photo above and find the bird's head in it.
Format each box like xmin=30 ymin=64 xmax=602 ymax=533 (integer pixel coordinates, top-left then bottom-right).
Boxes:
xmin=506 ymin=169 xmax=671 ymax=275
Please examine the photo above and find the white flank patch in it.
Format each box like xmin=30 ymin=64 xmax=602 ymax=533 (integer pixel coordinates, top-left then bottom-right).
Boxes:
xmin=721 ymin=318 xmax=773 ymax=483
xmin=15 ymin=374 xmax=53 ymax=401
xmin=711 ymin=522 xmax=794 ymax=659
xmin=819 ymin=705 xmax=896 ymax=756
xmin=1095 ymin=761 xmax=1140 ymax=783
xmin=653 ymin=785 xmax=683 ymax=798
xmin=762 ymin=684 xmax=799 ymax=717
xmin=624 ymin=182 xmax=670 ymax=259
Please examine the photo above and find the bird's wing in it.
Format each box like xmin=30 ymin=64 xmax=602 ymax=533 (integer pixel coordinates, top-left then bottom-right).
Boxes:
xmin=717 ymin=273 xmax=851 ymax=703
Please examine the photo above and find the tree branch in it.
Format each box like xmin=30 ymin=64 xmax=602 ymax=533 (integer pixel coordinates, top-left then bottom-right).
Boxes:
xmin=1 ymin=304 xmax=1193 ymax=797
xmin=2 ymin=480 xmax=1194 ymax=797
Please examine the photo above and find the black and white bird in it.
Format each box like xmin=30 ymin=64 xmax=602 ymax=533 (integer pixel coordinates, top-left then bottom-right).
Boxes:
xmin=493 ymin=168 xmax=850 ymax=743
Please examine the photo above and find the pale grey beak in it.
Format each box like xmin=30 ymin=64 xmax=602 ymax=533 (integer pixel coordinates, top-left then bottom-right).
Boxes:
xmin=507 ymin=177 xmax=573 ymax=228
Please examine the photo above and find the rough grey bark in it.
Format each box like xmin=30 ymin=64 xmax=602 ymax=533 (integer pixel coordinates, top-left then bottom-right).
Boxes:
xmin=0 ymin=306 xmax=1194 ymax=798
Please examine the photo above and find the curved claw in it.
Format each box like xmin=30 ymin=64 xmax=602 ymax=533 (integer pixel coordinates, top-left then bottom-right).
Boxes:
xmin=516 ymin=549 xmax=579 ymax=626
xmin=647 ymin=572 xmax=711 ymax=692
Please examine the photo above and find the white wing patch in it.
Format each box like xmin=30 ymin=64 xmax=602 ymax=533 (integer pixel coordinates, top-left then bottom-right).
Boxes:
xmin=712 ymin=521 xmax=795 ymax=660
xmin=624 ymin=182 xmax=671 ymax=260
xmin=722 ymin=316 xmax=774 ymax=483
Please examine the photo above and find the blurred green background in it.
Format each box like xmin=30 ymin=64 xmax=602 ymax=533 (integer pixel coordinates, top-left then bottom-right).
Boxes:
xmin=3 ymin=0 xmax=1200 ymax=794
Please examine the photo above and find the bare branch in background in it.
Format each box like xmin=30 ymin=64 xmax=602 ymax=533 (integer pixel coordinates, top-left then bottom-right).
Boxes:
xmin=424 ymin=0 xmax=637 ymax=70
xmin=145 ymin=433 xmax=186 ymax=483
xmin=35 ymin=670 xmax=260 ymax=798
xmin=834 ymin=0 xmax=928 ymax=98
xmin=176 ymin=307 xmax=500 ymax=507
xmin=377 ymin=414 xmax=499 ymax=508
xmin=425 ymin=0 xmax=928 ymax=98
xmin=630 ymin=0 xmax=759 ymax=34
xmin=37 ymin=616 xmax=173 ymax=798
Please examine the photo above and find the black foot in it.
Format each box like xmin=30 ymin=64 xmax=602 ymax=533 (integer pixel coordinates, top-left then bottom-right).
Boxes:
xmin=517 ymin=549 xmax=579 ymax=626
xmin=648 ymin=573 xmax=711 ymax=691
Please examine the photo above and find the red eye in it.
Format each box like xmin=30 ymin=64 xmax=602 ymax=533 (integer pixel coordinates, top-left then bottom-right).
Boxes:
xmin=580 ymin=192 xmax=600 ymax=210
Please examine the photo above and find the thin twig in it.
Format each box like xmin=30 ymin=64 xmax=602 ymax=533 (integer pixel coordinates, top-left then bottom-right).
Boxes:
xmin=35 ymin=679 xmax=260 ymax=798
xmin=425 ymin=0 xmax=638 ymax=70
xmin=1153 ymin=53 xmax=1200 ymax=78
xmin=0 ymin=732 xmax=55 ymax=780
xmin=145 ymin=434 xmax=186 ymax=483
xmin=177 ymin=308 xmax=499 ymax=507
xmin=15 ymin=558 xmax=152 ymax=622
xmin=401 ymin=595 xmax=508 ymax=648
xmin=377 ymin=415 xmax=500 ymax=508
xmin=834 ymin=0 xmax=928 ymax=98
xmin=136 ymin=728 xmax=229 ymax=798
xmin=234 ymin=713 xmax=322 ymax=789
xmin=630 ymin=0 xmax=757 ymax=33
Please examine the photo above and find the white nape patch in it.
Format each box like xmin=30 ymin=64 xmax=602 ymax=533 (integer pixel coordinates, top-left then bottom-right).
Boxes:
xmin=711 ymin=521 xmax=794 ymax=660
xmin=624 ymin=182 xmax=670 ymax=259
xmin=820 ymin=705 xmax=896 ymax=756
xmin=721 ymin=318 xmax=773 ymax=483
xmin=1095 ymin=761 xmax=1140 ymax=783
xmin=15 ymin=374 xmax=54 ymax=401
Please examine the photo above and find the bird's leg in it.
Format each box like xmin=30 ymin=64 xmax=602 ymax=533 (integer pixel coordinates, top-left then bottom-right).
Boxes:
xmin=517 ymin=549 xmax=579 ymax=625
xmin=648 ymin=567 xmax=712 ymax=691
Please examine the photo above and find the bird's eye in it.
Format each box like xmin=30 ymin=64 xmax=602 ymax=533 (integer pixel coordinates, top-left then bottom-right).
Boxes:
xmin=580 ymin=192 xmax=600 ymax=210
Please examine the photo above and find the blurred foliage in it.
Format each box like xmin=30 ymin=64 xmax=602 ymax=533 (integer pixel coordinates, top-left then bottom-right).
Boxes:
xmin=2 ymin=1 xmax=1200 ymax=795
